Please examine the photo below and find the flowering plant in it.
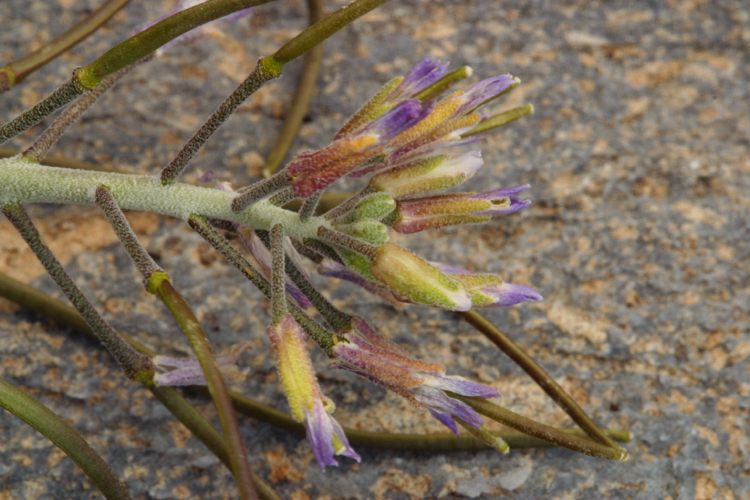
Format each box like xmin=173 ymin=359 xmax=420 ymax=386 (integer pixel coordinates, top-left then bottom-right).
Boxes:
xmin=0 ymin=1 xmax=629 ymax=499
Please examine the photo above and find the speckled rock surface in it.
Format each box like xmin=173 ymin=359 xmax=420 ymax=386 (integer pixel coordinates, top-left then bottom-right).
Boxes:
xmin=1 ymin=1 xmax=749 ymax=499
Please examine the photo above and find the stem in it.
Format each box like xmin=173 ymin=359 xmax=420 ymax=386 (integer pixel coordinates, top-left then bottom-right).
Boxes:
xmin=75 ymin=0 xmax=275 ymax=89
xmin=160 ymin=57 xmax=282 ymax=184
xmin=0 ymin=272 xmax=279 ymax=499
xmin=317 ymin=225 xmax=379 ymax=259
xmin=262 ymin=0 xmax=325 ymax=177
xmin=0 ymin=146 xmax=122 ymax=172
xmin=152 ymin=279 xmax=258 ymax=500
xmin=23 ymin=67 xmax=129 ymax=162
xmin=231 ymin=171 xmax=292 ymax=212
xmin=94 ymin=186 xmax=165 ymax=285
xmin=269 ymin=224 xmax=287 ymax=322
xmin=0 ymin=159 xmax=323 ymax=240
xmin=460 ymin=104 xmax=534 ymax=138
xmin=449 ymin=394 xmax=628 ymax=461
xmin=0 ymin=378 xmax=133 ymax=500
xmin=455 ymin=419 xmax=509 ymax=454
xmin=1 ymin=205 xmax=150 ymax=379
xmin=324 ymin=186 xmax=375 ymax=221
xmin=188 ymin=215 xmax=335 ymax=355
xmin=456 ymin=310 xmax=624 ymax=451
xmin=0 ymin=0 xmax=132 ymax=91
xmin=0 ymin=77 xmax=86 ymax=145
xmin=256 ymin=230 xmax=352 ymax=332
xmin=147 ymin=385 xmax=281 ymax=500
xmin=0 ymin=271 xmax=632 ymax=456
xmin=298 ymin=190 xmax=322 ymax=222
xmin=272 ymin=0 xmax=393 ymax=65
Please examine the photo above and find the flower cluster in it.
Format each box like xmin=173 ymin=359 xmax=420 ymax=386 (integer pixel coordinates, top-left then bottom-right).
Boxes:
xmin=160 ymin=58 xmax=541 ymax=468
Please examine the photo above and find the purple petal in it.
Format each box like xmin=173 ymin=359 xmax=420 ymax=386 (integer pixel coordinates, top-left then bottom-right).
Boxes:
xmin=429 ymin=409 xmax=459 ymax=436
xmin=479 ymin=196 xmax=531 ymax=216
xmin=459 ymin=74 xmax=516 ymax=113
xmin=393 ymin=58 xmax=450 ymax=99
xmin=304 ymin=399 xmax=338 ymax=469
xmin=481 ymin=283 xmax=543 ymax=307
xmin=330 ymin=418 xmax=362 ymax=462
xmin=472 ymin=184 xmax=530 ymax=198
xmin=153 ymin=366 xmax=207 ymax=386
xmin=415 ymin=387 xmax=485 ymax=429
xmin=318 ymin=260 xmax=406 ymax=305
xmin=429 ymin=261 xmax=473 ymax=275
xmin=362 ymin=99 xmax=427 ymax=141
xmin=423 ymin=374 xmax=500 ymax=399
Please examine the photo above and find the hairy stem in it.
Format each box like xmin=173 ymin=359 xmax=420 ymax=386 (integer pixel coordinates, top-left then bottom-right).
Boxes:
xmin=1 ymin=205 xmax=150 ymax=379
xmin=0 ymin=378 xmax=133 ymax=500
xmin=0 ymin=76 xmax=86 ymax=145
xmin=262 ymin=0 xmax=325 ymax=177
xmin=0 ymin=272 xmax=632 ymax=454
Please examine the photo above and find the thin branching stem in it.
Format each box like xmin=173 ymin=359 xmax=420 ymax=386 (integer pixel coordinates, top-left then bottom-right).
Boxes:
xmin=94 ymin=186 xmax=164 ymax=285
xmin=450 ymin=393 xmax=628 ymax=461
xmin=0 ymin=378 xmax=133 ymax=500
xmin=0 ymin=0 xmax=132 ymax=92
xmin=270 ymin=224 xmax=287 ymax=322
xmin=153 ymin=279 xmax=258 ymax=500
xmin=0 ymin=272 xmax=632 ymax=455
xmin=189 ymin=215 xmax=335 ymax=354
xmin=262 ymin=0 xmax=325 ymax=177
xmin=0 ymin=76 xmax=86 ymax=145
xmin=0 ymin=205 xmax=150 ymax=380
xmin=456 ymin=310 xmax=625 ymax=451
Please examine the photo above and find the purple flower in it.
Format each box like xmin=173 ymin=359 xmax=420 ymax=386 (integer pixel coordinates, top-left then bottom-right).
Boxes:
xmin=334 ymin=317 xmax=499 ymax=435
xmin=458 ymin=74 xmax=517 ymax=113
xmin=389 ymin=58 xmax=450 ymax=101
xmin=389 ymin=184 xmax=531 ymax=234
xmin=430 ymin=262 xmax=543 ymax=308
xmin=152 ymin=342 xmax=252 ymax=386
xmin=268 ymin=314 xmax=360 ymax=469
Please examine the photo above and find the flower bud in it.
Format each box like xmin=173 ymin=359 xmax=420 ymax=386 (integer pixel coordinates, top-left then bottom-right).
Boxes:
xmin=369 ymin=151 xmax=483 ymax=199
xmin=390 ymin=185 xmax=531 ymax=234
xmin=336 ymin=220 xmax=389 ymax=246
xmin=351 ymin=193 xmax=396 ymax=221
xmin=369 ymin=243 xmax=472 ymax=311
xmin=431 ymin=262 xmax=543 ymax=308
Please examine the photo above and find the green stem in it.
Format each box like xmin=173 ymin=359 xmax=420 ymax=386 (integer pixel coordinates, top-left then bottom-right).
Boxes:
xmin=76 ymin=0 xmax=275 ymax=89
xmin=1 ymin=205 xmax=150 ymax=380
xmin=0 ymin=272 xmax=278 ymax=499
xmin=272 ymin=0 xmax=393 ymax=65
xmin=457 ymin=310 xmax=624 ymax=451
xmin=152 ymin=279 xmax=258 ymax=500
xmin=262 ymin=0 xmax=325 ymax=177
xmin=460 ymin=104 xmax=534 ymax=138
xmin=0 ymin=0 xmax=132 ymax=91
xmin=414 ymin=66 xmax=472 ymax=102
xmin=0 ymin=377 xmax=132 ymax=500
xmin=147 ymin=385 xmax=281 ymax=500
xmin=0 ymin=272 xmax=632 ymax=455
xmin=450 ymin=394 xmax=628 ymax=461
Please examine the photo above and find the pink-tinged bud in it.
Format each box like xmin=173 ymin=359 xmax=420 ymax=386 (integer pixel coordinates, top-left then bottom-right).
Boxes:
xmin=390 ymin=185 xmax=531 ymax=234
xmin=318 ymin=260 xmax=405 ymax=306
xmin=289 ymin=100 xmax=427 ymax=197
xmin=431 ymin=262 xmax=543 ymax=308
xmin=369 ymin=151 xmax=484 ymax=199
xmin=369 ymin=243 xmax=472 ymax=311
xmin=334 ymin=317 xmax=499 ymax=435
xmin=267 ymin=314 xmax=360 ymax=469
